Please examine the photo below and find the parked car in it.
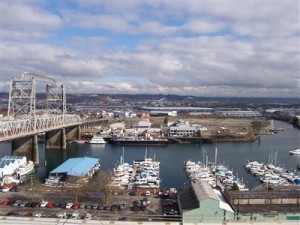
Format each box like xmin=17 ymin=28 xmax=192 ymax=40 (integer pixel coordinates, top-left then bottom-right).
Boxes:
xmin=1 ymin=199 xmax=10 ymax=206
xmin=56 ymin=213 xmax=64 ymax=219
xmin=97 ymin=204 xmax=104 ymax=210
xmin=19 ymin=201 xmax=29 ymax=207
xmin=84 ymin=213 xmax=92 ymax=220
xmin=110 ymin=204 xmax=118 ymax=211
xmin=25 ymin=201 xmax=33 ymax=207
xmin=119 ymin=203 xmax=126 ymax=210
xmin=66 ymin=202 xmax=73 ymax=209
xmin=13 ymin=200 xmax=21 ymax=207
xmin=40 ymin=201 xmax=48 ymax=207
xmin=59 ymin=202 xmax=66 ymax=208
xmin=72 ymin=202 xmax=80 ymax=209
xmin=30 ymin=202 xmax=40 ymax=208
xmin=79 ymin=203 xmax=85 ymax=209
xmin=91 ymin=204 xmax=98 ymax=209
xmin=25 ymin=212 xmax=33 ymax=217
xmin=71 ymin=212 xmax=79 ymax=219
xmin=46 ymin=201 xmax=55 ymax=208
xmin=6 ymin=212 xmax=19 ymax=216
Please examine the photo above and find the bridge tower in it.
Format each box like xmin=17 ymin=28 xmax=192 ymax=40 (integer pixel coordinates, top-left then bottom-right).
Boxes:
xmin=8 ymin=72 xmax=67 ymax=118
xmin=7 ymin=72 xmax=73 ymax=165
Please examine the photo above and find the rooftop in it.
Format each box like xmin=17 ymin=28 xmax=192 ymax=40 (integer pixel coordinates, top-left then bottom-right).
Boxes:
xmin=226 ymin=189 xmax=300 ymax=199
xmin=191 ymin=179 xmax=218 ymax=201
xmin=50 ymin=157 xmax=99 ymax=177
xmin=177 ymin=187 xmax=199 ymax=210
xmin=234 ymin=204 xmax=300 ymax=213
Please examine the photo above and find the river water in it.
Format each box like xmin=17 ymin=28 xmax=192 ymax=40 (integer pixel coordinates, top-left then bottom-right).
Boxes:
xmin=1 ymin=120 xmax=299 ymax=189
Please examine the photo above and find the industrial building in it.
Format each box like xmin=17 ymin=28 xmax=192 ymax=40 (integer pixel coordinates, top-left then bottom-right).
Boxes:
xmin=177 ymin=179 xmax=234 ymax=223
xmin=50 ymin=157 xmax=99 ymax=178
xmin=223 ymin=187 xmax=300 ymax=222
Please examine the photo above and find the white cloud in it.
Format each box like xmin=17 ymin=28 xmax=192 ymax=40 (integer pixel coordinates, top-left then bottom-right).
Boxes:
xmin=2 ymin=2 xmax=62 ymax=41
xmin=183 ymin=20 xmax=225 ymax=34
xmin=1 ymin=1 xmax=299 ymax=97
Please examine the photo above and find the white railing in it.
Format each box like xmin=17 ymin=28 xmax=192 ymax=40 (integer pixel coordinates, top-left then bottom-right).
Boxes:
xmin=0 ymin=114 xmax=81 ymax=142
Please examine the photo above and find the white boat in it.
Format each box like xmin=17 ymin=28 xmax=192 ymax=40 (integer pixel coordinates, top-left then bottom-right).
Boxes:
xmin=16 ymin=161 xmax=34 ymax=177
xmin=1 ymin=176 xmax=20 ymax=185
xmin=290 ymin=148 xmax=300 ymax=155
xmin=86 ymin=136 xmax=106 ymax=144
xmin=73 ymin=139 xmax=85 ymax=144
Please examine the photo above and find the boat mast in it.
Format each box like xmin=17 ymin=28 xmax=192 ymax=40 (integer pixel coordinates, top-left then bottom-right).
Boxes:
xmin=145 ymin=147 xmax=148 ymax=160
xmin=215 ymin=147 xmax=218 ymax=165
xmin=122 ymin=146 xmax=125 ymax=164
xmin=202 ymin=147 xmax=205 ymax=165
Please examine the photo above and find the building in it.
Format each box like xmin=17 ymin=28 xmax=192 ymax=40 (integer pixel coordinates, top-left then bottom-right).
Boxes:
xmin=139 ymin=106 xmax=214 ymax=114
xmin=214 ymin=110 xmax=261 ymax=117
xmin=178 ymin=179 xmax=234 ymax=223
xmin=223 ymin=187 xmax=300 ymax=222
xmin=50 ymin=157 xmax=99 ymax=178
xmin=149 ymin=110 xmax=177 ymax=117
xmin=169 ymin=121 xmax=198 ymax=137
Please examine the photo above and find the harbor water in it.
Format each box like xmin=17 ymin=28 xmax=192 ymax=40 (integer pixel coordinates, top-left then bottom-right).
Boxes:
xmin=0 ymin=120 xmax=299 ymax=189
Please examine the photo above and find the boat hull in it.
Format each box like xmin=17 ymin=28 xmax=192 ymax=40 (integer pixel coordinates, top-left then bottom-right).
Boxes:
xmin=110 ymin=140 xmax=168 ymax=146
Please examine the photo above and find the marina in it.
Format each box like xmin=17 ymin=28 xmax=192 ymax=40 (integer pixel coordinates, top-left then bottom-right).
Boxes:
xmin=184 ymin=160 xmax=249 ymax=191
xmin=110 ymin=149 xmax=161 ymax=194
xmin=0 ymin=120 xmax=299 ymax=190
xmin=245 ymin=159 xmax=299 ymax=186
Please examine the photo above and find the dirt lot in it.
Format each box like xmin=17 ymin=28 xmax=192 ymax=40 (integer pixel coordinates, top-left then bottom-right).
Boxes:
xmin=138 ymin=116 xmax=268 ymax=142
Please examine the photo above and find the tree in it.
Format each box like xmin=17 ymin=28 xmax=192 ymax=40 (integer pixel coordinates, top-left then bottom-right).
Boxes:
xmin=66 ymin=176 xmax=90 ymax=202
xmin=93 ymin=171 xmax=114 ymax=204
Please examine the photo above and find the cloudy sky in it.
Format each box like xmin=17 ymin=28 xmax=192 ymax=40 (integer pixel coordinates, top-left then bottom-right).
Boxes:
xmin=1 ymin=0 xmax=299 ymax=97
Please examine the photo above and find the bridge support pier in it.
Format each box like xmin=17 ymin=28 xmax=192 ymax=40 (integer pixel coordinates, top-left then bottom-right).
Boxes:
xmin=12 ymin=135 xmax=39 ymax=165
xmin=65 ymin=126 xmax=80 ymax=142
xmin=45 ymin=129 xmax=66 ymax=150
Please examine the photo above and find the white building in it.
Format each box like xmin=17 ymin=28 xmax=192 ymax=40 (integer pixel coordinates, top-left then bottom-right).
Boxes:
xmin=169 ymin=121 xmax=198 ymax=137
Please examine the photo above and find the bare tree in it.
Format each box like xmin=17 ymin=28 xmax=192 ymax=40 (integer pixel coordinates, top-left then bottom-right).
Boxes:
xmin=65 ymin=176 xmax=90 ymax=202
xmin=93 ymin=171 xmax=114 ymax=204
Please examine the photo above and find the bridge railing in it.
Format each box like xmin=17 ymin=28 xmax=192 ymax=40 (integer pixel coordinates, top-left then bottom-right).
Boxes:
xmin=0 ymin=114 xmax=81 ymax=141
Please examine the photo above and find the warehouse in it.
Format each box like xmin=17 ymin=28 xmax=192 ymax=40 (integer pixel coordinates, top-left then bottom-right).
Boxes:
xmin=177 ymin=179 xmax=234 ymax=223
xmin=50 ymin=157 xmax=100 ymax=178
xmin=223 ymin=187 xmax=300 ymax=222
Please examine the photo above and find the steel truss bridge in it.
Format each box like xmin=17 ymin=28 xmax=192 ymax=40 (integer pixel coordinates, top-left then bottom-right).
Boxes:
xmin=0 ymin=114 xmax=81 ymax=142
xmin=0 ymin=72 xmax=82 ymax=142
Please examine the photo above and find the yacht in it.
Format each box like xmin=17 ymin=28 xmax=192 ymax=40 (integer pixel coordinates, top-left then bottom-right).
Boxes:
xmin=289 ymin=148 xmax=300 ymax=155
xmin=16 ymin=161 xmax=34 ymax=177
xmin=86 ymin=136 xmax=106 ymax=144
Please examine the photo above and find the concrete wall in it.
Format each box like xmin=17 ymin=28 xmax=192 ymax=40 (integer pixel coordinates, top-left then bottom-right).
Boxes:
xmin=65 ymin=126 xmax=80 ymax=142
xmin=45 ymin=129 xmax=66 ymax=149
xmin=11 ymin=135 xmax=39 ymax=165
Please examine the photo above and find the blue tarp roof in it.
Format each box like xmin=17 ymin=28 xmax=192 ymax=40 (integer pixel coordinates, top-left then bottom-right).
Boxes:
xmin=50 ymin=157 xmax=99 ymax=177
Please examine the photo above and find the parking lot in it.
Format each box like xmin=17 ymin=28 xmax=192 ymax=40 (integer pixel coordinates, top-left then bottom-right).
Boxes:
xmin=0 ymin=186 xmax=181 ymax=222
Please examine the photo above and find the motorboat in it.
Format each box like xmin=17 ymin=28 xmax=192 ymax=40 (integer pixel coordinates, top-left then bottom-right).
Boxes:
xmin=86 ymin=136 xmax=106 ymax=144
xmin=289 ymin=148 xmax=300 ymax=155
xmin=16 ymin=161 xmax=34 ymax=177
